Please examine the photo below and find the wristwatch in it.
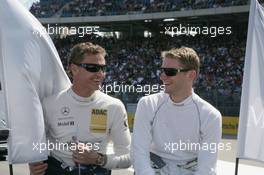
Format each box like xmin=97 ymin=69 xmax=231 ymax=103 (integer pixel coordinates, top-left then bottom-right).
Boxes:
xmin=96 ymin=153 xmax=107 ymax=166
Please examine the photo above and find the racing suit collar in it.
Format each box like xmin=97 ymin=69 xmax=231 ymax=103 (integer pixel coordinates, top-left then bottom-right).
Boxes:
xmin=68 ymin=87 xmax=98 ymax=103
xmin=169 ymin=90 xmax=194 ymax=106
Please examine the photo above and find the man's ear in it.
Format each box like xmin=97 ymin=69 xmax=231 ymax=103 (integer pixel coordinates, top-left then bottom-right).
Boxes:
xmin=188 ymin=70 xmax=197 ymax=80
xmin=70 ymin=63 xmax=79 ymax=76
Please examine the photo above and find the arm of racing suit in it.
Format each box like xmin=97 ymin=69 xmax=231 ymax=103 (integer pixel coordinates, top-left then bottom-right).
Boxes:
xmin=103 ymin=100 xmax=131 ymax=169
xmin=132 ymin=98 xmax=155 ymax=175
xmin=195 ymin=110 xmax=222 ymax=175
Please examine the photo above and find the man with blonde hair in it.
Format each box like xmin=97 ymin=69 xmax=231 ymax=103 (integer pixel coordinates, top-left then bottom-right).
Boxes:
xmin=29 ymin=42 xmax=131 ymax=175
xmin=132 ymin=47 xmax=221 ymax=175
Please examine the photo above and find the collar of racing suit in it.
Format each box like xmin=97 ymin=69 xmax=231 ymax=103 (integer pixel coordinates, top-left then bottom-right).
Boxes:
xmin=168 ymin=93 xmax=193 ymax=106
xmin=68 ymin=87 xmax=98 ymax=103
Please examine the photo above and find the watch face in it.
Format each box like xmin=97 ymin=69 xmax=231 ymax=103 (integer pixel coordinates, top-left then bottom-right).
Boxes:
xmin=96 ymin=153 xmax=106 ymax=166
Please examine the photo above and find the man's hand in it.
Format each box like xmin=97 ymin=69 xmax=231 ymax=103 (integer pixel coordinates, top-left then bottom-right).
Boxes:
xmin=29 ymin=162 xmax=48 ymax=175
xmin=72 ymin=143 xmax=99 ymax=165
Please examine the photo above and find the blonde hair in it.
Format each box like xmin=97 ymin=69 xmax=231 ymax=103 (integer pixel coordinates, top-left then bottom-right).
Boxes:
xmin=161 ymin=47 xmax=200 ymax=75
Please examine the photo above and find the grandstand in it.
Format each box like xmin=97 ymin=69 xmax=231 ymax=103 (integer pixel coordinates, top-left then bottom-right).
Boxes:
xmin=29 ymin=0 xmax=251 ymax=118
xmin=30 ymin=0 xmax=249 ymax=18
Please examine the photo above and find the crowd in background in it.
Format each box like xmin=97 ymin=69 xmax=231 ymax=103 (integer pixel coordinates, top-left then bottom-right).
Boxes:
xmin=52 ymin=32 xmax=246 ymax=115
xmin=30 ymin=0 xmax=249 ymax=18
xmin=28 ymin=0 xmax=250 ymax=115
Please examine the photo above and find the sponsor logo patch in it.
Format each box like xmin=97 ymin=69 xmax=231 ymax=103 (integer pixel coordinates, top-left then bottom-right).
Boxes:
xmin=58 ymin=121 xmax=75 ymax=126
xmin=61 ymin=106 xmax=70 ymax=116
xmin=90 ymin=109 xmax=107 ymax=133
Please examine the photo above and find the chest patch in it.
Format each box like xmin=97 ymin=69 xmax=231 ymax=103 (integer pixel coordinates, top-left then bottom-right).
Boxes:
xmin=90 ymin=109 xmax=107 ymax=133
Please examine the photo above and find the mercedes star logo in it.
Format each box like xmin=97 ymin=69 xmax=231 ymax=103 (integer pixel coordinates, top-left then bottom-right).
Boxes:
xmin=61 ymin=106 xmax=70 ymax=116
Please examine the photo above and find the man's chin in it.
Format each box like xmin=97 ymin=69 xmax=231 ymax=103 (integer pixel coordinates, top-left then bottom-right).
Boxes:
xmin=164 ymin=87 xmax=170 ymax=94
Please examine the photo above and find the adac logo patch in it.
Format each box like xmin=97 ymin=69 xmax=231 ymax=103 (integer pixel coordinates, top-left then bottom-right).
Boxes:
xmin=91 ymin=109 xmax=107 ymax=116
xmin=90 ymin=109 xmax=107 ymax=133
xmin=61 ymin=106 xmax=70 ymax=116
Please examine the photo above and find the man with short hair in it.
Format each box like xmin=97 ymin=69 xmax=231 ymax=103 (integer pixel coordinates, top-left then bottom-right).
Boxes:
xmin=132 ymin=47 xmax=222 ymax=175
xmin=29 ymin=42 xmax=131 ymax=175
